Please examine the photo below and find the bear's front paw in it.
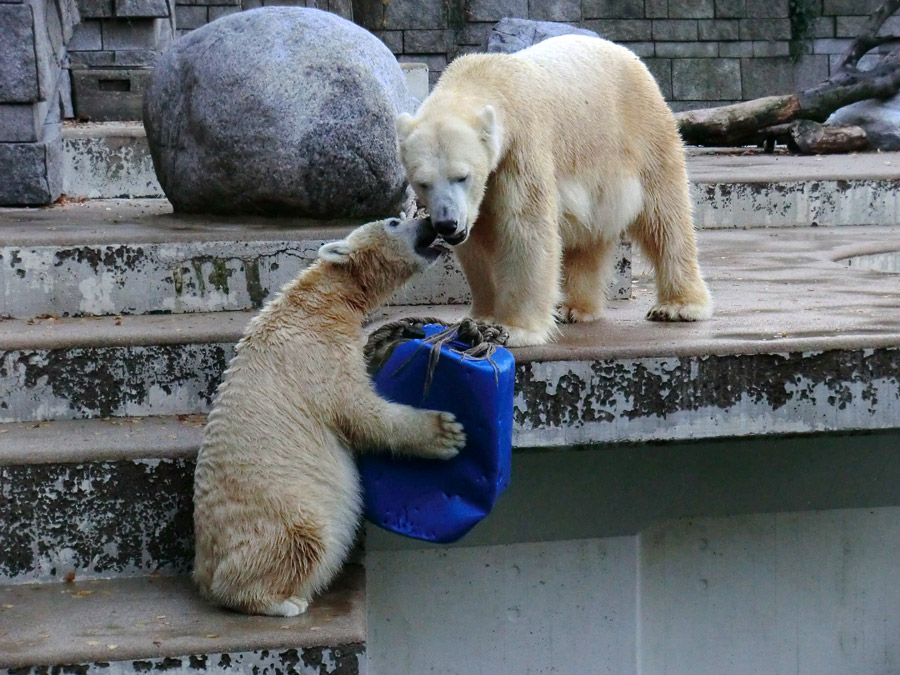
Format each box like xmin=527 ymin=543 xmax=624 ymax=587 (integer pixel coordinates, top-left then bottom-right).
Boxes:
xmin=425 ymin=411 xmax=466 ymax=460
xmin=647 ymin=301 xmax=713 ymax=322
xmin=559 ymin=303 xmax=603 ymax=324
xmin=505 ymin=325 xmax=557 ymax=347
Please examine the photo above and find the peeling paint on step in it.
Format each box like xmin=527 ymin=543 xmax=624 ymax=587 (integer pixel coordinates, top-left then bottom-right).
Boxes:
xmin=514 ymin=348 xmax=900 ymax=447
xmin=0 ymin=241 xmax=631 ymax=319
xmin=0 ymin=644 xmax=365 ymax=674
xmin=0 ymin=459 xmax=194 ymax=583
xmin=690 ymin=180 xmax=900 ymax=229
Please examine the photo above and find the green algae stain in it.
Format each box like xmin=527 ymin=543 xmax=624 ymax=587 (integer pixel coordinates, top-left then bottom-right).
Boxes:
xmin=191 ymin=260 xmax=206 ymax=295
xmin=208 ymin=259 xmax=232 ymax=296
xmin=244 ymin=259 xmax=267 ymax=309
xmin=173 ymin=267 xmax=184 ymax=296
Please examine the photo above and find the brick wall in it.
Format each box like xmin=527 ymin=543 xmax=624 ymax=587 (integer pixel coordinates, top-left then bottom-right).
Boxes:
xmin=350 ymin=0 xmax=883 ymax=109
xmin=0 ymin=0 xmax=78 ymax=204
xmin=174 ymin=0 xmax=350 ymax=39
xmin=131 ymin=0 xmax=892 ymax=110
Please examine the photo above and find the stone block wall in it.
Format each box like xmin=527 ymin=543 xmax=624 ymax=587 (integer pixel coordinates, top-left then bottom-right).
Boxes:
xmin=67 ymin=0 xmax=174 ymax=119
xmin=0 ymin=0 xmax=78 ymax=204
xmin=349 ymin=0 xmax=863 ymax=107
xmin=174 ymin=0 xmax=351 ymax=39
xmin=164 ymin=1 xmax=884 ymax=108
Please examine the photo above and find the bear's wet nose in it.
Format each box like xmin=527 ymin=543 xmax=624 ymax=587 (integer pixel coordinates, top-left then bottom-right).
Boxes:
xmin=433 ymin=219 xmax=458 ymax=236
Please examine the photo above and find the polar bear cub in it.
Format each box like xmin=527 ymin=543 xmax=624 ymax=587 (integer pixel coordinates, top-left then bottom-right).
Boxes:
xmin=192 ymin=217 xmax=465 ymax=617
xmin=396 ymin=35 xmax=712 ymax=347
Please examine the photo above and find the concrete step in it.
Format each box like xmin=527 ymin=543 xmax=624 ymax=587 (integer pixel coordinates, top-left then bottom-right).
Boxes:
xmin=1 ymin=226 xmax=898 ymax=436
xmin=687 ymin=148 xmax=900 ymax=228
xmin=0 ymin=566 xmax=365 ymax=674
xmin=0 ymin=415 xmax=202 ymax=584
xmin=0 ymin=200 xmax=632 ymax=319
xmin=58 ymin=120 xmax=900 ymax=228
xmin=0 ymin=225 xmax=897 ymax=582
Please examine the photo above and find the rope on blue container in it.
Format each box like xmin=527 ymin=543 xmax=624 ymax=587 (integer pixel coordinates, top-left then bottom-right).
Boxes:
xmin=364 ymin=317 xmax=510 ymax=396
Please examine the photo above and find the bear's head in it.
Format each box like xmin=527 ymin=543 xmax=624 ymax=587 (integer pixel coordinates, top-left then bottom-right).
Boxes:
xmin=395 ymin=105 xmax=503 ymax=246
xmin=317 ymin=217 xmax=448 ymax=309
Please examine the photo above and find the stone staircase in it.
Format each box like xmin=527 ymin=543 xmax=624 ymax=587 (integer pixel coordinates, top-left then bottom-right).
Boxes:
xmin=0 ymin=197 xmax=628 ymax=673
xmin=2 ymin=163 xmax=900 ymax=673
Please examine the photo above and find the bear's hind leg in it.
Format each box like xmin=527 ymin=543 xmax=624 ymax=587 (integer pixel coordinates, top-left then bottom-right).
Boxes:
xmin=207 ymin=518 xmax=326 ymax=616
xmin=560 ymin=237 xmax=619 ymax=323
xmin=630 ymin=207 xmax=712 ymax=322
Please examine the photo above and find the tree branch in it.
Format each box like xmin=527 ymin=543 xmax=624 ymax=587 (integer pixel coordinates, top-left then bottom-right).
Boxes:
xmin=674 ymin=0 xmax=900 ymax=147
xmin=834 ymin=0 xmax=900 ymax=70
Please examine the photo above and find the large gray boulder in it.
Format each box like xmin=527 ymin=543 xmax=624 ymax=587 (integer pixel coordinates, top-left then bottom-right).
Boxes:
xmin=826 ymin=92 xmax=900 ymax=151
xmin=143 ymin=7 xmax=415 ymax=217
xmin=486 ymin=17 xmax=599 ymax=54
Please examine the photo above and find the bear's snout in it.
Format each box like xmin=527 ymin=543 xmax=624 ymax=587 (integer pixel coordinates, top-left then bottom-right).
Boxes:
xmin=433 ymin=218 xmax=458 ymax=237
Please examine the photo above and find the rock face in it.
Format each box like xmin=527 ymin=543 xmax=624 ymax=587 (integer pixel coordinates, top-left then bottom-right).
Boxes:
xmin=826 ymin=92 xmax=900 ymax=151
xmin=486 ymin=17 xmax=599 ymax=54
xmin=143 ymin=7 xmax=415 ymax=217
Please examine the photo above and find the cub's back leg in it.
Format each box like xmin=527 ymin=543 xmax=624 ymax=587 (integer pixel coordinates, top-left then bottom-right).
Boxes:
xmin=204 ymin=517 xmax=326 ymax=616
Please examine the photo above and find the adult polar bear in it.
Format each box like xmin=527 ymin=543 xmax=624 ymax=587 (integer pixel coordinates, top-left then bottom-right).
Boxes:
xmin=396 ymin=35 xmax=712 ymax=347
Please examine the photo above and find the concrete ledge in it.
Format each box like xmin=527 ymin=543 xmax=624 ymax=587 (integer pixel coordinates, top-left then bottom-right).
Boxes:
xmin=0 ymin=226 xmax=897 ymax=430
xmin=53 ymin=126 xmax=900 ymax=228
xmin=63 ymin=122 xmax=162 ymax=199
xmin=0 ymin=567 xmax=365 ymax=672
xmin=0 ymin=200 xmax=632 ymax=317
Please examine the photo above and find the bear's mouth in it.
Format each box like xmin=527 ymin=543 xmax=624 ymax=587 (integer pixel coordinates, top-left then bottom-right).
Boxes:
xmin=441 ymin=230 xmax=468 ymax=246
xmin=414 ymin=220 xmax=450 ymax=261
xmin=418 ymin=238 xmax=452 ymax=261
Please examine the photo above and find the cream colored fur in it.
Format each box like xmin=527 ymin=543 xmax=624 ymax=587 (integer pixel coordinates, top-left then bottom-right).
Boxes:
xmin=192 ymin=218 xmax=465 ymax=617
xmin=397 ymin=35 xmax=712 ymax=347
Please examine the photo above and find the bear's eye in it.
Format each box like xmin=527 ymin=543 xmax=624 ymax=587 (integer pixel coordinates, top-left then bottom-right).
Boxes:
xmin=415 ymin=181 xmax=431 ymax=192
xmin=452 ymin=175 xmax=469 ymax=184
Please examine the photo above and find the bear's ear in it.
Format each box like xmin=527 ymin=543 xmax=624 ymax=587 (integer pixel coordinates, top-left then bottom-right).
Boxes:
xmin=477 ymin=105 xmax=502 ymax=163
xmin=396 ymin=112 xmax=415 ymax=143
xmin=318 ymin=240 xmax=351 ymax=264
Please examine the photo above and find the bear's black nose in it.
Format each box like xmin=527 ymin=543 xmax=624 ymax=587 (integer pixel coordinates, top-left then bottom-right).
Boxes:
xmin=433 ymin=219 xmax=458 ymax=236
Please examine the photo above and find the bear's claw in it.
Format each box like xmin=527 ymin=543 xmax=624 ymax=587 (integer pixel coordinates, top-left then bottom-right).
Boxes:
xmin=429 ymin=411 xmax=466 ymax=460
xmin=646 ymin=301 xmax=713 ymax=322
xmin=559 ymin=304 xmax=603 ymax=324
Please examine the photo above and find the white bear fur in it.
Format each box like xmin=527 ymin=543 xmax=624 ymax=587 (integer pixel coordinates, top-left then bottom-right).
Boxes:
xmin=397 ymin=35 xmax=712 ymax=347
xmin=192 ymin=218 xmax=465 ymax=617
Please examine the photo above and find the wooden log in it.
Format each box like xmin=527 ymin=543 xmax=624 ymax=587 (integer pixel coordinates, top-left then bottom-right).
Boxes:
xmin=786 ymin=120 xmax=869 ymax=154
xmin=675 ymin=96 xmax=801 ymax=146
xmin=673 ymin=0 xmax=900 ymax=149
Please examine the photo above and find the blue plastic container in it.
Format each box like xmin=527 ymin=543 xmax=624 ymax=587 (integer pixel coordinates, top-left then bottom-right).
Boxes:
xmin=359 ymin=324 xmax=515 ymax=543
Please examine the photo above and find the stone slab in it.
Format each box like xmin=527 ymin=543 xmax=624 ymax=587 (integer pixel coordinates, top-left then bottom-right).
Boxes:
xmin=0 ymin=567 xmax=365 ymax=672
xmin=0 ymin=200 xmax=631 ymax=318
xmin=62 ymin=122 xmax=164 ymax=199
xmin=3 ymin=421 xmax=900 ymax=584
xmin=0 ymin=227 xmax=896 ymax=437
xmin=0 ymin=4 xmax=39 ymax=103
xmin=115 ymin=0 xmax=170 ymax=17
xmin=687 ymin=148 xmax=900 ymax=227
xmin=0 ymin=102 xmax=43 ymax=142
xmin=1 ymin=454 xmax=196 ymax=581
xmin=71 ymin=68 xmax=152 ymax=121
xmin=0 ymin=136 xmax=62 ymax=205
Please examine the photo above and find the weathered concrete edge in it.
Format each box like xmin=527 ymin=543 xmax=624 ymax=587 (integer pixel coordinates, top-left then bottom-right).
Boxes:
xmin=514 ymin=348 xmax=900 ymax=448
xmin=3 ymin=310 xmax=900 ymax=360
xmin=0 ymin=645 xmax=366 ymax=675
xmin=2 ymin=346 xmax=897 ymax=448
xmin=691 ymin=179 xmax=900 ymax=228
xmin=0 ymin=568 xmax=366 ymax=670
xmin=0 ymin=416 xmax=204 ymax=465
